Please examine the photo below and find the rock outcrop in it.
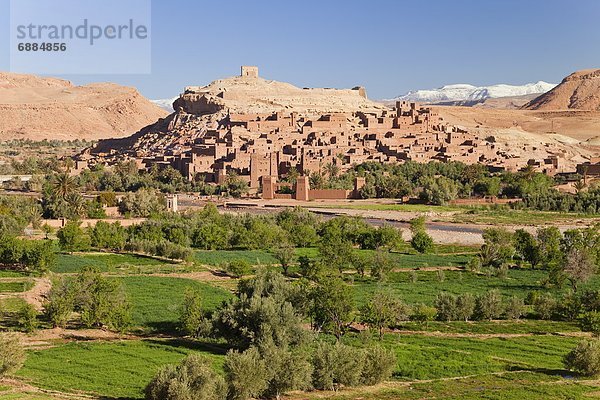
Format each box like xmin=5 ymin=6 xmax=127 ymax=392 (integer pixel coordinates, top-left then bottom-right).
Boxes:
xmin=172 ymin=67 xmax=384 ymax=116
xmin=0 ymin=72 xmax=168 ymax=141
xmin=524 ymin=69 xmax=600 ymax=111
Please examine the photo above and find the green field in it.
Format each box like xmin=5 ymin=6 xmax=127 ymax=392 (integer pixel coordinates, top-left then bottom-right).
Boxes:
xmin=17 ymin=340 xmax=227 ymax=399
xmin=0 ymin=270 xmax=27 ymax=278
xmin=351 ymin=268 xmax=598 ymax=307
xmin=0 ymin=297 xmax=27 ymax=313
xmin=288 ymin=372 xmax=597 ymax=400
xmin=0 ymin=280 xmax=32 ymax=293
xmin=195 ymin=248 xmax=472 ymax=269
xmin=194 ymin=249 xmax=279 ymax=266
xmin=54 ymin=253 xmax=171 ymax=274
xmin=371 ymin=334 xmax=576 ymax=380
xmin=14 ymin=333 xmax=583 ymax=399
xmin=119 ymin=276 xmax=232 ymax=332
xmin=394 ymin=319 xmax=580 ymax=334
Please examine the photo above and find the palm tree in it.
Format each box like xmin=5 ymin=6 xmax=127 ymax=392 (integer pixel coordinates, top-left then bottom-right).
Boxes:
xmin=324 ymin=162 xmax=340 ymax=179
xmin=574 ymin=179 xmax=586 ymax=194
xmin=62 ymin=158 xmax=75 ymax=173
xmin=521 ymin=164 xmax=536 ymax=180
xmin=51 ymin=172 xmax=78 ymax=200
xmin=65 ymin=192 xmax=86 ymax=219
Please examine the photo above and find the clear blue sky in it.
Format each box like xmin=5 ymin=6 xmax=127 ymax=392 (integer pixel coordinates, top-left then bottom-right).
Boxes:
xmin=1 ymin=0 xmax=599 ymax=100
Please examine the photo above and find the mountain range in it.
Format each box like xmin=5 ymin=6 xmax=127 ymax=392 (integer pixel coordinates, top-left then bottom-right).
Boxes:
xmin=392 ymin=81 xmax=557 ymax=104
xmin=151 ymin=97 xmax=178 ymax=112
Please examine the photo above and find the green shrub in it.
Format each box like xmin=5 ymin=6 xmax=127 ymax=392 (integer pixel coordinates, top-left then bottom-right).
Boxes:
xmin=411 ymin=231 xmax=434 ymax=254
xmin=564 ymin=339 xmax=600 ymax=377
xmin=533 ymin=293 xmax=557 ymax=320
xmin=145 ymin=354 xmax=226 ymax=400
xmin=0 ymin=334 xmax=25 ymax=376
xmin=434 ymin=292 xmax=456 ymax=322
xmin=504 ymin=296 xmax=525 ymax=320
xmin=475 ymin=290 xmax=503 ymax=321
xmin=18 ymin=303 xmax=39 ymax=333
xmin=224 ymin=347 xmax=269 ymax=400
xmin=360 ymin=345 xmax=396 ymax=385
xmin=410 ymin=304 xmax=436 ymax=326
xmin=455 ymin=293 xmax=476 ymax=321
xmin=224 ymin=260 xmax=252 ymax=278
xmin=312 ymin=341 xmax=365 ymax=391
xmin=179 ymin=288 xmax=204 ymax=337
xmin=580 ymin=312 xmax=600 ymax=337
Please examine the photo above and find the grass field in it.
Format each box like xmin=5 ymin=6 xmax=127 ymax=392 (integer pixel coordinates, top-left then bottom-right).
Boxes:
xmin=17 ymin=339 xmax=227 ymax=399
xmin=195 ymin=248 xmax=472 ymax=270
xmin=394 ymin=319 xmax=580 ymax=334
xmin=351 ymin=267 xmax=600 ymax=307
xmin=344 ymin=333 xmax=578 ymax=380
xmin=14 ymin=333 xmax=584 ymax=399
xmin=54 ymin=253 xmax=171 ymax=274
xmin=119 ymin=276 xmax=232 ymax=332
xmin=287 ymin=372 xmax=597 ymax=400
xmin=0 ymin=280 xmax=32 ymax=293
xmin=0 ymin=270 xmax=27 ymax=278
xmin=0 ymin=297 xmax=27 ymax=313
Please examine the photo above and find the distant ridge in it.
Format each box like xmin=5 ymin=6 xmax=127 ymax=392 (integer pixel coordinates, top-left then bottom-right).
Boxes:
xmin=524 ymin=69 xmax=600 ymax=111
xmin=391 ymin=81 xmax=556 ymax=104
xmin=0 ymin=71 xmax=168 ymax=141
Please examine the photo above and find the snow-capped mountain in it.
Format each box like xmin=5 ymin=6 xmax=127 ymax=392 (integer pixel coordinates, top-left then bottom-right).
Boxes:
xmin=393 ymin=81 xmax=557 ymax=103
xmin=151 ymin=97 xmax=178 ymax=112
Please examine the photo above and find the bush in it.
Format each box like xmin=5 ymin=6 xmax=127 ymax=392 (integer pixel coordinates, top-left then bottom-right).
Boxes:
xmin=564 ymin=339 xmax=600 ymax=377
xmin=370 ymin=249 xmax=393 ymax=281
xmin=533 ymin=293 xmax=557 ymax=320
xmin=580 ymin=312 xmax=600 ymax=337
xmin=43 ymin=278 xmax=75 ymax=328
xmin=224 ymin=347 xmax=269 ymax=400
xmin=180 ymin=289 xmax=204 ymax=337
xmin=57 ymin=220 xmax=90 ymax=253
xmin=259 ymin=340 xmax=313 ymax=399
xmin=504 ymin=296 xmax=524 ymax=320
xmin=145 ymin=354 xmax=226 ymax=400
xmin=411 ymin=230 xmax=434 ymax=254
xmin=18 ymin=303 xmax=39 ymax=333
xmin=224 ymin=259 xmax=252 ymax=278
xmin=360 ymin=345 xmax=396 ymax=386
xmin=434 ymin=292 xmax=457 ymax=322
xmin=0 ymin=334 xmax=26 ymax=376
xmin=455 ymin=293 xmax=476 ymax=321
xmin=410 ymin=304 xmax=437 ymax=326
xmin=119 ymin=188 xmax=166 ymax=217
xmin=475 ymin=290 xmax=503 ymax=321
xmin=312 ymin=341 xmax=365 ymax=391
xmin=361 ymin=290 xmax=408 ymax=339
xmin=298 ymin=256 xmax=322 ymax=280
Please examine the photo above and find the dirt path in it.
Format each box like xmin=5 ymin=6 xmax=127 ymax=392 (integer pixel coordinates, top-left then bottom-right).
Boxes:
xmin=15 ymin=327 xmax=138 ymax=349
xmin=392 ymin=266 xmax=464 ymax=272
xmin=282 ymin=369 xmax=589 ymax=399
xmin=0 ymin=377 xmax=95 ymax=399
xmin=389 ymin=329 xmax=590 ymax=339
xmin=145 ymin=270 xmax=234 ymax=282
xmin=22 ymin=277 xmax=52 ymax=311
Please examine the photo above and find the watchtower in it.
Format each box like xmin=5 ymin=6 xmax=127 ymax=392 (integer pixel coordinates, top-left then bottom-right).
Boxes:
xmin=240 ymin=66 xmax=259 ymax=78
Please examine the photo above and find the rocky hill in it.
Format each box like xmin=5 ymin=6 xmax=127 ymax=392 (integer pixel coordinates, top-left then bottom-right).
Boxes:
xmin=173 ymin=69 xmax=385 ymax=116
xmin=524 ymin=69 xmax=600 ymax=111
xmin=0 ymin=72 xmax=168 ymax=141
